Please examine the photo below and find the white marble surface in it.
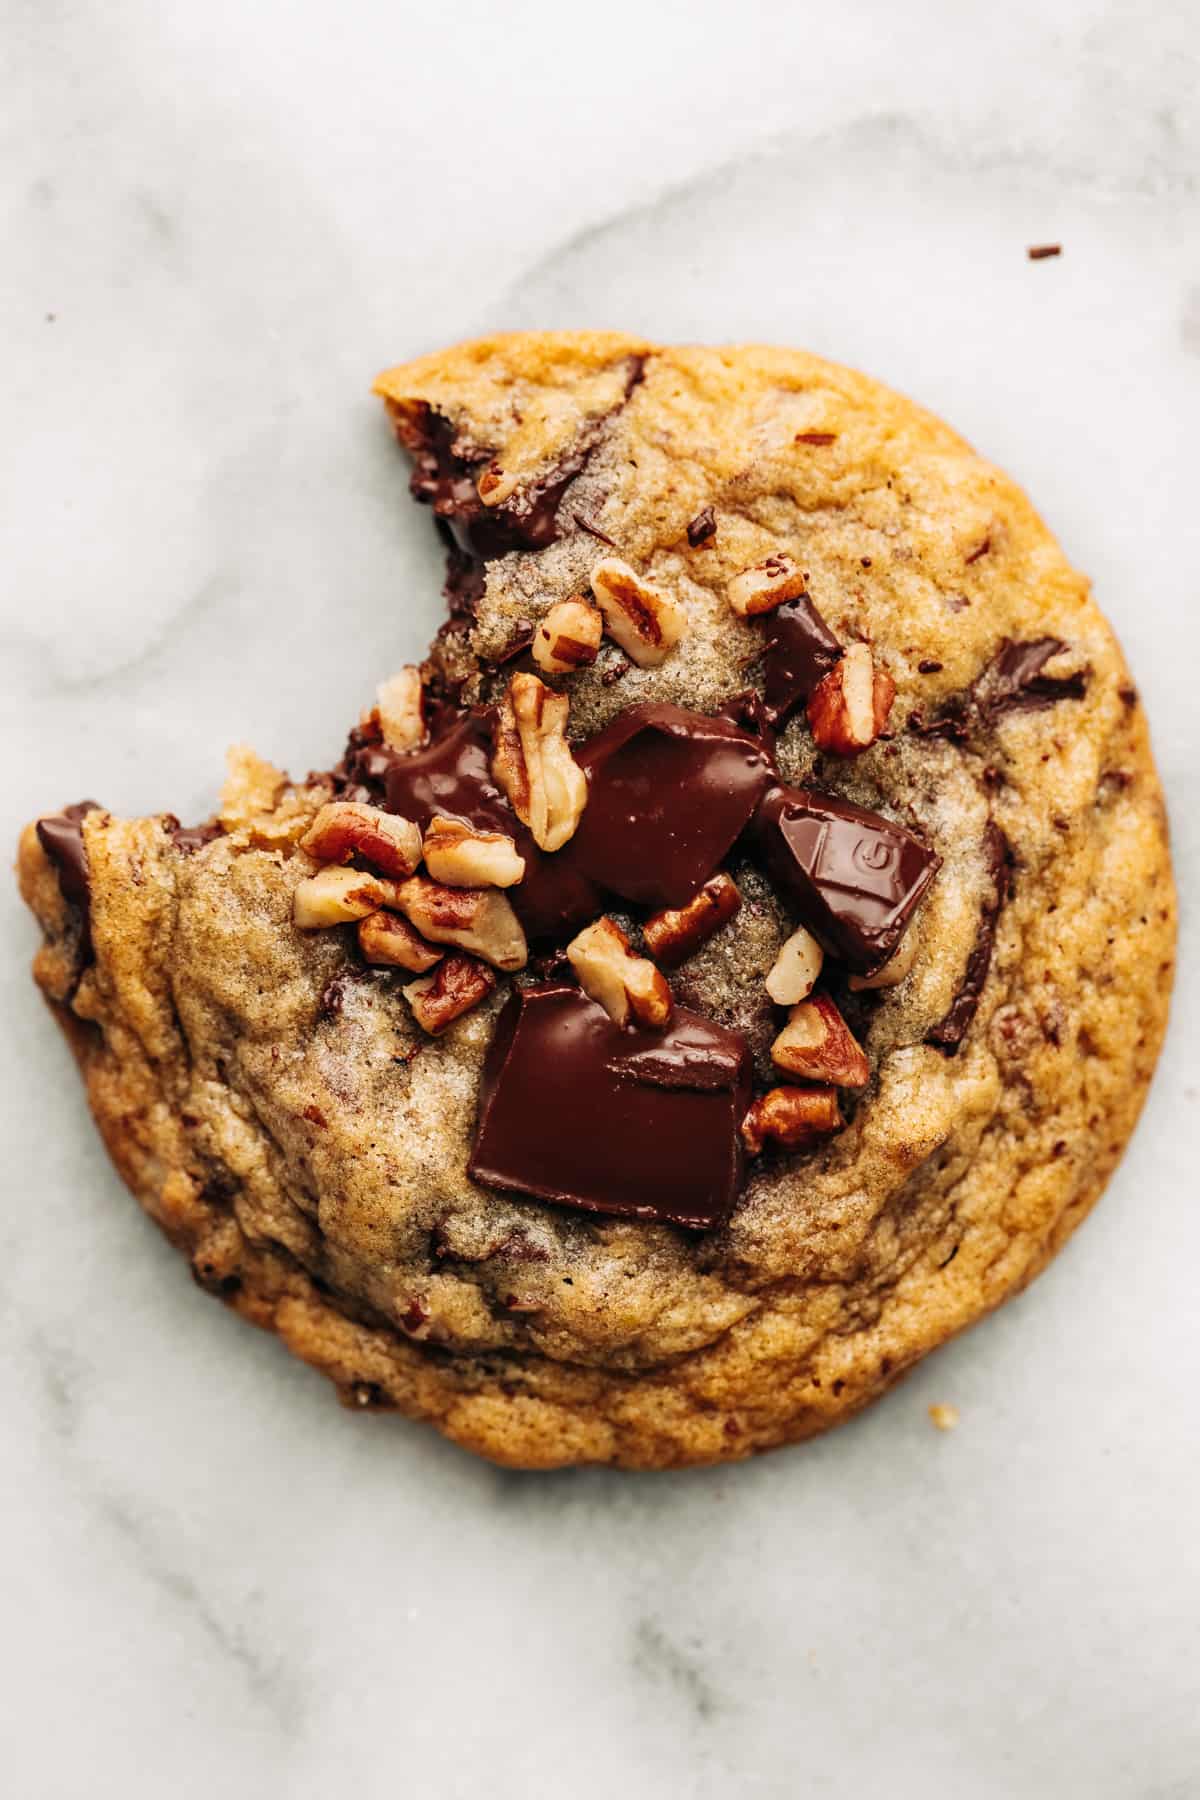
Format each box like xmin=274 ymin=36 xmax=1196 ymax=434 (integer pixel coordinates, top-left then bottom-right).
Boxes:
xmin=3 ymin=2 xmax=1198 ymax=1793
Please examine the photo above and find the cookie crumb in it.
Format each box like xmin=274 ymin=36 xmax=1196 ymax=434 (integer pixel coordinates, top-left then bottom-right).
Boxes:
xmin=1027 ymin=244 xmax=1062 ymax=261
xmin=928 ymin=1403 xmax=960 ymax=1431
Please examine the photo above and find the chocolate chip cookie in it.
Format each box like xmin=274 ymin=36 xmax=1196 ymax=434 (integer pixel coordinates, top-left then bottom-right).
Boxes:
xmin=18 ymin=332 xmax=1175 ymax=1469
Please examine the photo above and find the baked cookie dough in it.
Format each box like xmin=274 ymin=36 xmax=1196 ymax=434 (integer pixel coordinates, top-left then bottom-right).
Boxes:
xmin=19 ymin=333 xmax=1175 ymax=1469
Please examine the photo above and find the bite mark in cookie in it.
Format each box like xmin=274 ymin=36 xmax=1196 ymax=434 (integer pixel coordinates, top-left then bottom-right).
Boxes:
xmin=19 ymin=331 xmax=1175 ymax=1471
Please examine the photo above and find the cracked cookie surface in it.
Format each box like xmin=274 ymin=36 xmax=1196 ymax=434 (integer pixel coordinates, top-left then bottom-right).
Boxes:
xmin=19 ymin=332 xmax=1175 ymax=1468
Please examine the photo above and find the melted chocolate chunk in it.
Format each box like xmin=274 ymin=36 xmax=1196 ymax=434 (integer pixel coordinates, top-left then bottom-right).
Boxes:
xmin=976 ymin=638 xmax=1088 ymax=717
xmin=926 ymin=823 xmax=1010 ymax=1052
xmin=908 ymin=638 xmax=1086 ymax=746
xmin=469 ymin=982 xmax=752 ymax=1230
xmin=397 ymin=357 xmax=645 ymax=567
xmin=402 ymin=404 xmax=583 ymax=558
xmin=907 ymin=697 xmax=971 ymax=745
xmin=570 ymin=703 xmax=775 ymax=910
xmin=761 ymin=597 xmax=843 ymax=724
xmin=440 ymin=538 xmax=487 ymax=625
xmin=36 ymin=801 xmax=100 ymax=924
xmin=752 ymin=786 xmax=940 ymax=974
xmin=170 ymin=819 xmax=224 ymax=854
xmin=381 ymin=708 xmax=603 ymax=941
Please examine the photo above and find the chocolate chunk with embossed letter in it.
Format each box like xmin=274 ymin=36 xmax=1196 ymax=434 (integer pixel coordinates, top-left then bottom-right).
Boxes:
xmin=752 ymin=785 xmax=939 ymax=974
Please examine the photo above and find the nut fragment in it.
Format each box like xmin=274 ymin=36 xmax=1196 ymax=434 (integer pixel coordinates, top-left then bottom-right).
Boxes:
xmin=293 ymin=866 xmax=402 ymax=930
xmin=643 ymin=873 xmax=742 ymax=969
xmin=741 ymin=1085 xmax=842 ymax=1153
xmin=726 ymin=553 xmax=809 ymax=618
xmin=566 ymin=916 xmax=673 ymax=1030
xmin=848 ymin=929 xmax=919 ymax=991
xmin=475 ymin=462 xmax=519 ymax=506
xmin=590 ymin=557 xmax=687 ymax=668
xmin=376 ymin=666 xmax=426 ymax=752
xmin=492 ymin=673 xmax=588 ymax=853
xmin=395 ymin=875 xmax=527 ymax=971
xmin=771 ymin=995 xmax=870 ymax=1087
xmin=422 ymin=816 xmax=526 ymax=889
xmin=806 ymin=642 xmax=895 ymax=755
xmin=765 ymin=924 xmax=825 ymax=1005
xmin=532 ymin=599 xmax=603 ymax=675
xmin=298 ymin=801 xmax=422 ymax=879
xmin=404 ymin=953 xmax=496 ymax=1035
xmin=358 ymin=910 xmax=444 ymax=972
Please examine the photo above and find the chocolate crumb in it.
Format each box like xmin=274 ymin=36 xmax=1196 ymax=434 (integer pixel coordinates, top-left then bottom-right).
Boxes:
xmin=795 ymin=431 xmax=837 ymax=446
xmin=860 ymin=557 xmax=872 ymax=568
xmin=574 ymin=512 xmax=617 ymax=547
xmin=600 ymin=653 xmax=631 ymax=687
xmin=492 ymin=620 xmax=534 ymax=665
xmin=686 ymin=506 xmax=717 ymax=548
xmin=1027 ymin=244 xmax=1062 ymax=260
xmin=1118 ymin=684 xmax=1139 ymax=709
xmin=918 ymin=659 xmax=943 ymax=674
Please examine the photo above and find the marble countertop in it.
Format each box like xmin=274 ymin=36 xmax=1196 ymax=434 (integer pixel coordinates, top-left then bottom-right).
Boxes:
xmin=3 ymin=3 xmax=1197 ymax=1794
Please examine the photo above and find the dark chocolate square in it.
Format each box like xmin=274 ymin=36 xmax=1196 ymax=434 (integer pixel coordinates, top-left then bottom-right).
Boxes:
xmin=469 ymin=983 xmax=753 ymax=1230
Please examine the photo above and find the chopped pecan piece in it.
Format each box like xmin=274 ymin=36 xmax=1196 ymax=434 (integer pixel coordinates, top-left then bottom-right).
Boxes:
xmin=566 ymin=916 xmax=673 ymax=1030
xmin=727 ymin=553 xmax=808 ymax=618
xmin=299 ymin=801 xmax=422 ymax=879
xmin=590 ymin=557 xmax=687 ymax=667
xmin=358 ymin=910 xmax=444 ymax=972
xmin=532 ymin=599 xmax=603 ymax=675
xmin=395 ymin=875 xmax=527 ymax=971
xmin=770 ymin=995 xmax=870 ymax=1087
xmin=376 ymin=666 xmax=426 ymax=751
xmin=806 ymin=643 xmax=895 ymax=755
xmin=642 ymin=873 xmax=742 ymax=969
xmin=741 ymin=1085 xmax=842 ymax=1153
xmin=404 ymin=953 xmax=496 ymax=1035
xmin=422 ymin=816 xmax=525 ymax=889
xmin=848 ymin=930 xmax=919 ymax=991
xmin=292 ymin=866 xmax=402 ymax=930
xmin=492 ymin=673 xmax=588 ymax=853
xmin=765 ymin=924 xmax=824 ymax=1005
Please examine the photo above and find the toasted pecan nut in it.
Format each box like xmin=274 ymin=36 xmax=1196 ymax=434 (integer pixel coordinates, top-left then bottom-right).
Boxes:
xmin=590 ymin=557 xmax=687 ymax=668
xmin=806 ymin=643 xmax=895 ymax=755
xmin=741 ymin=1085 xmax=842 ymax=1153
xmin=764 ymin=924 xmax=824 ymax=1005
xmin=726 ymin=553 xmax=809 ymax=618
xmin=403 ymin=953 xmax=496 ymax=1035
xmin=848 ymin=929 xmax=919 ymax=991
xmin=492 ymin=673 xmax=588 ymax=853
xmin=376 ymin=666 xmax=426 ymax=752
xmin=642 ymin=873 xmax=742 ymax=969
xmin=358 ymin=910 xmax=444 ymax=973
xmin=298 ymin=801 xmax=422 ymax=879
xmin=770 ymin=995 xmax=870 ymax=1087
xmin=566 ymin=916 xmax=673 ymax=1030
xmin=422 ymin=816 xmax=525 ymax=889
xmin=475 ymin=462 xmax=519 ymax=506
xmin=395 ymin=874 xmax=527 ymax=972
xmin=293 ymin=866 xmax=403 ymax=930
xmin=532 ymin=599 xmax=603 ymax=675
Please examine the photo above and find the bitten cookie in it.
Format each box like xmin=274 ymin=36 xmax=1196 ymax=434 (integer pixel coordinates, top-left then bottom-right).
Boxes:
xmin=19 ymin=333 xmax=1175 ymax=1469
